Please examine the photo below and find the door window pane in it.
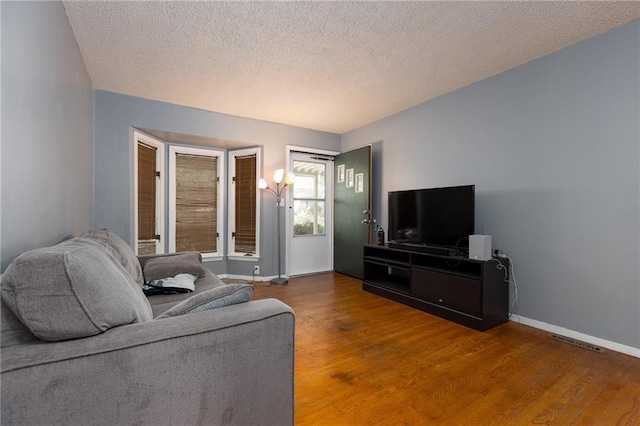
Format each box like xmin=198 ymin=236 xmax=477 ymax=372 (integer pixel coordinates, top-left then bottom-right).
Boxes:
xmin=293 ymin=161 xmax=326 ymax=236
xmin=294 ymin=200 xmax=325 ymax=235
xmin=293 ymin=162 xmax=325 ymax=198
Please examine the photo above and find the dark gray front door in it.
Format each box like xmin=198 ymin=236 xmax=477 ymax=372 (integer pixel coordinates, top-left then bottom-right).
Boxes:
xmin=333 ymin=146 xmax=371 ymax=279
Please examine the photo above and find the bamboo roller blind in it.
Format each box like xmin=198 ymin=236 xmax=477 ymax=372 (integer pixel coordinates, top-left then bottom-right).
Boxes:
xmin=175 ymin=153 xmax=218 ymax=253
xmin=234 ymin=154 xmax=256 ymax=253
xmin=138 ymin=143 xmax=157 ymax=248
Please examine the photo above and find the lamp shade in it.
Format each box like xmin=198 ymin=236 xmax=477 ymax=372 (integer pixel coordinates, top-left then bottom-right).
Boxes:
xmin=258 ymin=178 xmax=268 ymax=189
xmin=284 ymin=172 xmax=295 ymax=186
xmin=273 ymin=169 xmax=285 ymax=184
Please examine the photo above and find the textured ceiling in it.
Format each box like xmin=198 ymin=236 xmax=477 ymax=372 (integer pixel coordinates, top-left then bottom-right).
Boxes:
xmin=64 ymin=1 xmax=640 ymax=134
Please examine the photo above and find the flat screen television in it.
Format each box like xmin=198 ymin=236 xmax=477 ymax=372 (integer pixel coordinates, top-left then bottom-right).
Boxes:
xmin=388 ymin=185 xmax=475 ymax=248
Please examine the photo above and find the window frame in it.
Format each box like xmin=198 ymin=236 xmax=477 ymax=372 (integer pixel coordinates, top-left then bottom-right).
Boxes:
xmin=168 ymin=145 xmax=225 ymax=260
xmin=133 ymin=131 xmax=165 ymax=255
xmin=227 ymin=147 xmax=261 ymax=260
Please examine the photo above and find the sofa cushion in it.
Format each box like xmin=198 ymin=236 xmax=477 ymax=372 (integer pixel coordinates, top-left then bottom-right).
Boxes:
xmin=1 ymin=239 xmax=153 ymax=341
xmin=143 ymin=252 xmax=204 ymax=282
xmin=155 ymin=284 xmax=253 ymax=319
xmin=80 ymin=228 xmax=144 ymax=287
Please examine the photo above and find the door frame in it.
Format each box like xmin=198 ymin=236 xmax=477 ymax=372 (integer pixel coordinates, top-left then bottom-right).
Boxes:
xmin=285 ymin=145 xmax=340 ymax=277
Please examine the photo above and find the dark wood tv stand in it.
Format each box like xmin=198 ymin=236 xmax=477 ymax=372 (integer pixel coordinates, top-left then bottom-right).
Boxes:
xmin=362 ymin=244 xmax=509 ymax=331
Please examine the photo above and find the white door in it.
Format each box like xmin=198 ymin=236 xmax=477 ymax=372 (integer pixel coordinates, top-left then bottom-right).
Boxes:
xmin=288 ymin=152 xmax=333 ymax=276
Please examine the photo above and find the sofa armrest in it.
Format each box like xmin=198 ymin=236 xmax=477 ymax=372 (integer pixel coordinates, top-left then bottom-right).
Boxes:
xmin=1 ymin=299 xmax=294 ymax=426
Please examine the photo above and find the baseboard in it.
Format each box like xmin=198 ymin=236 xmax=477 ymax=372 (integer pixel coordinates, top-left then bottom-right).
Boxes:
xmin=218 ymin=273 xmax=277 ymax=282
xmin=510 ymin=315 xmax=640 ymax=358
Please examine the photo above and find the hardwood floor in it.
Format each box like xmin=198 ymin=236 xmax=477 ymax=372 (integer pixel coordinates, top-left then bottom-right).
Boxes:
xmin=251 ymin=272 xmax=640 ymax=425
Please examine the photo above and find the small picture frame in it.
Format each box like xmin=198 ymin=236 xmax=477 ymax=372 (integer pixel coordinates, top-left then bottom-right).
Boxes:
xmin=346 ymin=168 xmax=354 ymax=188
xmin=355 ymin=173 xmax=364 ymax=193
xmin=337 ymin=164 xmax=345 ymax=183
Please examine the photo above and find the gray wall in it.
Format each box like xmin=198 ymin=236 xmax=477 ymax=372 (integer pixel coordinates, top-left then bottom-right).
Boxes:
xmin=343 ymin=21 xmax=640 ymax=349
xmin=1 ymin=2 xmax=94 ymax=271
xmin=93 ymin=91 xmax=340 ymax=276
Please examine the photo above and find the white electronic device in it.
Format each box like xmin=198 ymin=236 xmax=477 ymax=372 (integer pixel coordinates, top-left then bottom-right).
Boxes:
xmin=469 ymin=235 xmax=492 ymax=261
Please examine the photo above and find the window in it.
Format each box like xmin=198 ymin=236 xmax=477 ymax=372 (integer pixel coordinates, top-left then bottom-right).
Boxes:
xmin=292 ymin=160 xmax=326 ymax=236
xmin=169 ymin=146 xmax=225 ymax=259
xmin=134 ymin=132 xmax=164 ymax=255
xmin=134 ymin=135 xmax=259 ymax=262
xmin=228 ymin=148 xmax=261 ymax=258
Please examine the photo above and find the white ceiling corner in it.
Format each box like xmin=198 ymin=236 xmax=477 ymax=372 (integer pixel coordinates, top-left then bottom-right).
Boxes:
xmin=63 ymin=1 xmax=640 ymax=134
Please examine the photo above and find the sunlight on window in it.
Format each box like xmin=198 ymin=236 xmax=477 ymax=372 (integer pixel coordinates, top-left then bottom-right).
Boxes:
xmin=293 ymin=161 xmax=326 ymax=236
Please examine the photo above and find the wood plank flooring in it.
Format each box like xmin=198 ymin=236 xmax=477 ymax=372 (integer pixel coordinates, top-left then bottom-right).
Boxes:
xmin=251 ymin=272 xmax=640 ymax=425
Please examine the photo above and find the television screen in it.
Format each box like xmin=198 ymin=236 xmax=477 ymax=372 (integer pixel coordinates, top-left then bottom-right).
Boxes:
xmin=388 ymin=185 xmax=475 ymax=248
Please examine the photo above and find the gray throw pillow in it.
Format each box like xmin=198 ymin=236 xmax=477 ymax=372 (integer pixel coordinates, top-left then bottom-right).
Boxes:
xmin=143 ymin=252 xmax=204 ymax=282
xmin=1 ymin=239 xmax=153 ymax=341
xmin=80 ymin=228 xmax=145 ymax=287
xmin=156 ymin=284 xmax=254 ymax=319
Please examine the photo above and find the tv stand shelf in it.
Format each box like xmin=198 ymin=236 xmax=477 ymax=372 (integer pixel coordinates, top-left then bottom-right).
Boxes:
xmin=363 ymin=244 xmax=508 ymax=331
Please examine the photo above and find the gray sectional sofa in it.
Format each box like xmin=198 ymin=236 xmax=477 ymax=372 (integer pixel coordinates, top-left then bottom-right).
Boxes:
xmin=0 ymin=230 xmax=295 ymax=426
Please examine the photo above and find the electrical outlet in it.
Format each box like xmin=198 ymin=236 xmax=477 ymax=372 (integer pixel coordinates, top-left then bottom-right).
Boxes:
xmin=253 ymin=265 xmax=260 ymax=274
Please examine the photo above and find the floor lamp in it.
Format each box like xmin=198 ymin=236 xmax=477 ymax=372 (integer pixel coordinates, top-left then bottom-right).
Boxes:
xmin=259 ymin=169 xmax=294 ymax=285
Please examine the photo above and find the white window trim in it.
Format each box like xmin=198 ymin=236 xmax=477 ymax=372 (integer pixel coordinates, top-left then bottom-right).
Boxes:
xmin=228 ymin=147 xmax=261 ymax=260
xmin=133 ymin=131 xmax=165 ymax=255
xmin=168 ymin=145 xmax=225 ymax=260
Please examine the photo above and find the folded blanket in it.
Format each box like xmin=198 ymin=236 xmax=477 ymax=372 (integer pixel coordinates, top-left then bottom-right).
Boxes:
xmin=143 ymin=273 xmax=197 ymax=296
